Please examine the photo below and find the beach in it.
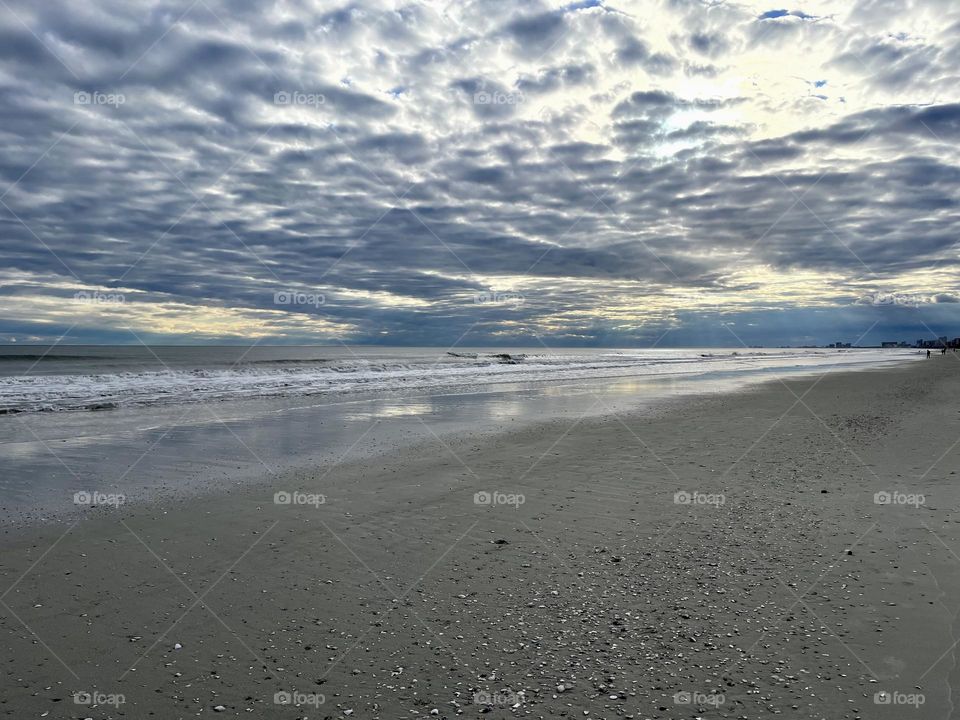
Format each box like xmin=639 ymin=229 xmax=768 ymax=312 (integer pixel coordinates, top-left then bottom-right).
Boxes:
xmin=1 ymin=355 xmax=957 ymax=718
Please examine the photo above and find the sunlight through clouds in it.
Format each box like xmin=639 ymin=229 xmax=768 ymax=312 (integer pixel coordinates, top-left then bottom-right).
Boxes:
xmin=0 ymin=0 xmax=958 ymax=346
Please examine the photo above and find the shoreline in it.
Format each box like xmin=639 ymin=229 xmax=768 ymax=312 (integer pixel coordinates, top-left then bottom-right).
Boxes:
xmin=1 ymin=357 xmax=957 ymax=718
xmin=0 ymin=352 xmax=920 ymax=526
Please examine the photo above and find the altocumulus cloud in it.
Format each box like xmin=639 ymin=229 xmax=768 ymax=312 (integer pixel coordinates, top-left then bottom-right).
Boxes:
xmin=0 ymin=0 xmax=959 ymax=347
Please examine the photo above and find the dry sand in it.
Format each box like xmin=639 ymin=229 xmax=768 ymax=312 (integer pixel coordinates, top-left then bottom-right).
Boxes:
xmin=2 ymin=356 xmax=959 ymax=719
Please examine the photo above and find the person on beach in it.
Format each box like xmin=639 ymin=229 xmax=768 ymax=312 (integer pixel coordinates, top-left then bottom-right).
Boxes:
xmin=942 ymin=347 xmax=947 ymax=355
xmin=927 ymin=350 xmax=931 ymax=358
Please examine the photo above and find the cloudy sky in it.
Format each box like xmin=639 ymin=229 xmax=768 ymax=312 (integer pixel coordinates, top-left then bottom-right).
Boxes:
xmin=1 ymin=0 xmax=959 ymax=347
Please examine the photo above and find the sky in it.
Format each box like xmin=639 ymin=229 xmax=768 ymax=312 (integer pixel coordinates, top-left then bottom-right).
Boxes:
xmin=1 ymin=0 xmax=959 ymax=348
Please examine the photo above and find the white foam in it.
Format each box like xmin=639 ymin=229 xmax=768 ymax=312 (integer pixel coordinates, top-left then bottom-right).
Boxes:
xmin=0 ymin=349 xmax=918 ymax=414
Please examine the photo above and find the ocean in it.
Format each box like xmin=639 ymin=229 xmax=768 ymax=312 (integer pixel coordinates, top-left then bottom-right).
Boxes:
xmin=0 ymin=345 xmax=920 ymax=522
xmin=0 ymin=345 xmax=920 ymax=414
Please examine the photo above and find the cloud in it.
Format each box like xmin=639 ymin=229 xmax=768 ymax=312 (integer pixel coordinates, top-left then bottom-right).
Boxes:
xmin=501 ymin=9 xmax=569 ymax=58
xmin=829 ymin=36 xmax=942 ymax=91
xmin=688 ymin=31 xmax=731 ymax=58
xmin=0 ymin=0 xmax=958 ymax=347
xmin=516 ymin=63 xmax=596 ymax=93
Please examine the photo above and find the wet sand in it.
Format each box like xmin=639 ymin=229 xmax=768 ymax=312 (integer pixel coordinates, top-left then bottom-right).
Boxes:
xmin=1 ymin=356 xmax=958 ymax=718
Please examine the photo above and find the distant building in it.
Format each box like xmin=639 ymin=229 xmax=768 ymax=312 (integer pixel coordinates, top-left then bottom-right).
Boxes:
xmin=916 ymin=337 xmax=959 ymax=348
